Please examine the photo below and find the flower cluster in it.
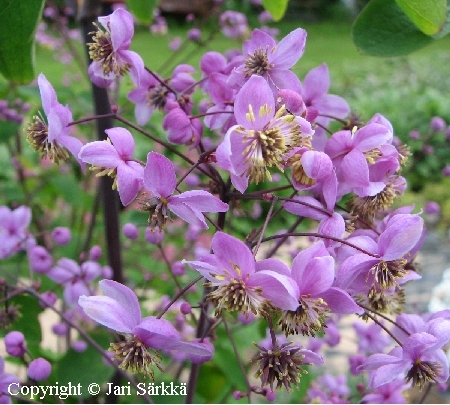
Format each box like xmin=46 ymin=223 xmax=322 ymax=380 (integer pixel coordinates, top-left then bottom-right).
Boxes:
xmin=4 ymin=5 xmax=447 ymax=404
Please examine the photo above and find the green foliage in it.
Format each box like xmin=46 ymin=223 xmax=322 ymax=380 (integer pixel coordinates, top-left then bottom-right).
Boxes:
xmin=261 ymin=0 xmax=290 ymax=22
xmin=395 ymin=0 xmax=447 ymax=35
xmin=352 ymin=0 xmax=434 ymax=56
xmin=126 ymin=0 xmax=159 ymax=25
xmin=0 ymin=0 xmax=45 ymax=84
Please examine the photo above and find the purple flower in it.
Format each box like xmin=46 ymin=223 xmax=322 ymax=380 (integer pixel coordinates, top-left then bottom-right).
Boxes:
xmin=0 ymin=356 xmax=20 ymax=404
xmin=301 ymin=64 xmax=350 ymax=150
xmin=88 ymin=8 xmax=144 ymax=86
xmin=79 ymin=280 xmax=213 ymax=377
xmin=162 ymin=108 xmax=203 ymax=147
xmin=142 ymin=152 xmax=228 ymax=230
xmin=353 ymin=322 xmax=390 ymax=354
xmin=122 ymin=223 xmax=139 ymax=240
xmin=216 ymin=75 xmax=313 ymax=192
xmin=79 ymin=127 xmax=143 ymax=206
xmin=338 ymin=214 xmax=424 ymax=291
xmin=325 ymin=123 xmax=393 ymax=194
xmin=430 ymin=116 xmax=446 ymax=132
xmin=47 ymin=258 xmax=102 ymax=307
xmin=187 ymin=28 xmax=201 ymax=42
xmin=184 ymin=231 xmax=297 ymax=317
xmin=362 ymin=320 xmax=450 ymax=389
xmin=228 ymin=28 xmax=307 ymax=93
xmin=219 ymin=11 xmax=248 ymax=38
xmin=361 ymin=377 xmax=410 ymax=403
xmin=0 ymin=205 xmax=32 ymax=259
xmin=26 ymin=74 xmax=85 ymax=168
xmin=268 ymin=241 xmax=362 ymax=336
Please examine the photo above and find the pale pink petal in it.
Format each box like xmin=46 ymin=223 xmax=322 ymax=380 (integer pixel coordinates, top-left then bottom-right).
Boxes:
xmin=320 ymin=287 xmax=363 ymax=314
xmin=143 ymin=152 xmax=176 ymax=197
xmin=38 ymin=73 xmax=57 ymax=114
xmin=168 ymin=200 xmax=208 ymax=228
xmin=171 ymin=190 xmax=228 ymax=212
xmin=105 ymin=127 xmax=135 ymax=158
xmin=116 ymin=163 xmax=142 ymax=206
xmin=270 ymin=28 xmax=307 ymax=69
xmin=303 ymin=64 xmax=329 ymax=102
xmin=79 ymin=141 xmax=121 ymax=167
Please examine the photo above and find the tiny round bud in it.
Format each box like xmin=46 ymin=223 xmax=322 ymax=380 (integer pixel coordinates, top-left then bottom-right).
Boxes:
xmin=89 ymin=245 xmax=102 ymax=261
xmin=409 ymin=129 xmax=420 ymax=140
xmin=187 ymin=28 xmax=201 ymax=41
xmin=122 ymin=223 xmax=139 ymax=240
xmin=233 ymin=391 xmax=243 ymax=400
xmin=28 ymin=358 xmax=52 ymax=381
xmin=430 ymin=116 xmax=446 ymax=132
xmin=276 ymin=89 xmax=305 ymax=115
xmin=425 ymin=201 xmax=440 ymax=215
xmin=39 ymin=291 xmax=58 ymax=308
xmin=5 ymin=331 xmax=26 ymax=357
xmin=172 ymin=261 xmax=186 ymax=276
xmin=180 ymin=302 xmax=191 ymax=315
xmin=52 ymin=322 xmax=68 ymax=336
xmin=72 ymin=340 xmax=87 ymax=352
xmin=442 ymin=165 xmax=450 ymax=177
xmin=422 ymin=145 xmax=434 ymax=155
xmin=51 ymin=227 xmax=71 ymax=245
xmin=28 ymin=245 xmax=53 ymax=273
xmin=266 ymin=391 xmax=277 ymax=401
xmin=145 ymin=227 xmax=164 ymax=244
xmin=102 ymin=265 xmax=113 ymax=279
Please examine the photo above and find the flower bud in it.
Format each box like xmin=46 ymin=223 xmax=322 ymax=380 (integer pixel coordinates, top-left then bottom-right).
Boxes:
xmin=51 ymin=227 xmax=71 ymax=245
xmin=266 ymin=391 xmax=277 ymax=401
xmin=122 ymin=223 xmax=139 ymax=240
xmin=28 ymin=358 xmax=52 ymax=381
xmin=28 ymin=245 xmax=53 ymax=273
xmin=180 ymin=302 xmax=191 ymax=315
xmin=5 ymin=331 xmax=26 ymax=357
xmin=187 ymin=28 xmax=201 ymax=42
xmin=72 ymin=340 xmax=87 ymax=352
xmin=39 ymin=291 xmax=58 ymax=308
xmin=443 ymin=165 xmax=450 ymax=177
xmin=89 ymin=245 xmax=102 ymax=261
xmin=145 ymin=227 xmax=164 ymax=244
xmin=52 ymin=322 xmax=68 ymax=336
xmin=430 ymin=116 xmax=446 ymax=132
xmin=172 ymin=261 xmax=186 ymax=276
xmin=425 ymin=201 xmax=440 ymax=215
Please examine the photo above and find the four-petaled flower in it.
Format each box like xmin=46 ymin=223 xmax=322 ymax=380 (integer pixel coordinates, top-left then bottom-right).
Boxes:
xmin=79 ymin=127 xmax=143 ymax=206
xmin=26 ymin=74 xmax=85 ymax=168
xmin=79 ymin=280 xmax=214 ymax=378
xmin=142 ymin=152 xmax=228 ymax=230
xmin=216 ymin=75 xmax=313 ymax=193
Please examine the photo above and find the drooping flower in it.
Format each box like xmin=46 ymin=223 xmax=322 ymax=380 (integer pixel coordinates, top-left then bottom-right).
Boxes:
xmin=78 ymin=127 xmax=144 ymax=206
xmin=361 ymin=377 xmax=410 ymax=404
xmin=337 ymin=214 xmax=424 ymax=292
xmin=79 ymin=280 xmax=213 ymax=378
xmin=183 ymin=231 xmax=297 ymax=317
xmin=26 ymin=74 xmax=84 ymax=167
xmin=216 ymin=75 xmax=313 ymax=193
xmin=228 ymin=28 xmax=307 ymax=93
xmin=162 ymin=107 xmax=203 ymax=147
xmin=254 ymin=339 xmax=323 ymax=392
xmin=88 ymin=8 xmax=144 ymax=86
xmin=362 ymin=320 xmax=450 ymax=389
xmin=142 ymin=152 xmax=228 ymax=230
xmin=47 ymin=258 xmax=102 ymax=307
xmin=0 ymin=205 xmax=32 ymax=259
xmin=267 ymin=241 xmax=362 ymax=336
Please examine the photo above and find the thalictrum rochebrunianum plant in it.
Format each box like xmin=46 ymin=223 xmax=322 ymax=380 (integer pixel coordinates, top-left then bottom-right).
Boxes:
xmin=1 ymin=2 xmax=450 ymax=404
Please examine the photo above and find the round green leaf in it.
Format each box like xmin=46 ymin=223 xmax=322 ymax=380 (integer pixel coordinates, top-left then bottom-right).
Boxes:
xmin=395 ymin=0 xmax=447 ymax=35
xmin=352 ymin=0 xmax=434 ymax=56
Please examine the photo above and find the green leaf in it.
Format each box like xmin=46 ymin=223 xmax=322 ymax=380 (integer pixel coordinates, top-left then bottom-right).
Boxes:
xmin=433 ymin=0 xmax=450 ymax=38
xmin=0 ymin=121 xmax=20 ymax=144
xmin=0 ymin=0 xmax=45 ymax=84
xmin=126 ymin=0 xmax=158 ymax=24
xmin=394 ymin=0 xmax=447 ymax=35
xmin=261 ymin=0 xmax=289 ymax=21
xmin=352 ymin=0 xmax=434 ymax=56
